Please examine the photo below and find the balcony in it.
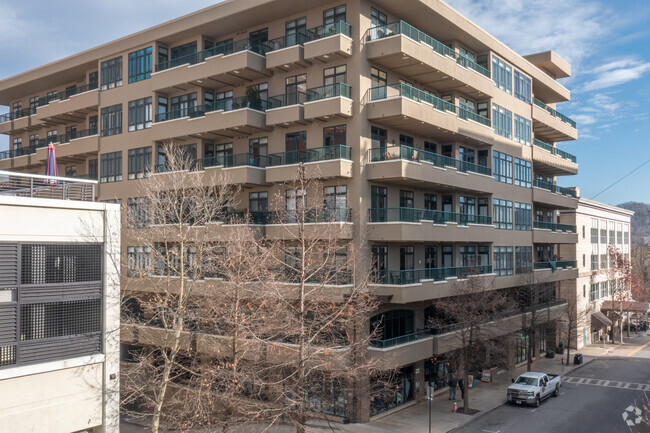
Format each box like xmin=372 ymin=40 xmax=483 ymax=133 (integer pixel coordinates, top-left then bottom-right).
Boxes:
xmin=367 ymin=207 xmax=494 ymax=243
xmin=33 ymin=128 xmax=99 ymax=163
xmin=374 ymin=265 xmax=492 ymax=286
xmin=532 ymin=138 xmax=577 ymax=175
xmin=533 ymin=221 xmax=578 ymax=244
xmin=366 ymin=83 xmax=492 ymax=143
xmin=532 ymin=179 xmax=578 ymax=209
xmin=534 ymin=259 xmax=577 ymax=271
xmin=265 ymin=208 xmax=354 ymax=240
xmin=303 ymin=83 xmax=352 ymax=120
xmin=0 ymin=108 xmax=35 ymax=134
xmin=33 ymin=83 xmax=99 ymax=125
xmin=366 ymin=21 xmax=495 ymax=99
xmin=366 ymin=145 xmax=493 ymax=193
xmin=532 ymin=98 xmax=578 ymax=142
xmin=266 ymin=92 xmax=308 ymax=126
xmin=368 ymin=329 xmax=432 ymax=369
xmin=303 ymin=21 xmax=352 ymax=62
xmin=265 ymin=32 xmax=310 ymax=71
xmin=151 ymin=38 xmax=271 ymax=92
xmin=151 ymin=97 xmax=271 ymax=141
xmin=266 ymin=145 xmax=353 ymax=183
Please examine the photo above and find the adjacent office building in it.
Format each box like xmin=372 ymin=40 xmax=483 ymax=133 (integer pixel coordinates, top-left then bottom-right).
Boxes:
xmin=0 ymin=171 xmax=120 ymax=433
xmin=0 ymin=0 xmax=579 ymax=420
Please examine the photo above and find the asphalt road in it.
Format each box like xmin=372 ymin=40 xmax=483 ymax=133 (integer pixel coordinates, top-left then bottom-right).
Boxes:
xmin=451 ymin=357 xmax=650 ymax=433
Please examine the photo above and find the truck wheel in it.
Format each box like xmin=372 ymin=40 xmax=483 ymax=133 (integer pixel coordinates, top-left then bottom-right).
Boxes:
xmin=553 ymin=386 xmax=559 ymax=397
xmin=534 ymin=396 xmax=540 ymax=407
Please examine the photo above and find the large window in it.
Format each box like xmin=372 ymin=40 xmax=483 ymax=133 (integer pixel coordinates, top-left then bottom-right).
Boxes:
xmin=128 ymin=146 xmax=152 ymax=180
xmin=285 ymin=131 xmax=307 ymax=164
xmin=100 ymin=104 xmax=122 ymax=137
xmin=100 ymin=151 xmax=122 ymax=183
xmin=494 ymin=246 xmax=513 ymax=276
xmin=492 ymin=104 xmax=512 ymax=139
xmin=324 ymin=185 xmax=347 ymax=209
xmin=323 ymin=125 xmax=346 ymax=147
xmin=285 ymin=17 xmax=307 ymax=46
xmin=128 ymin=47 xmax=152 ymax=83
xmin=514 ymin=158 xmax=532 ymax=187
xmin=516 ymin=246 xmax=532 ymax=273
xmin=492 ymin=55 xmax=512 ymax=94
xmin=249 ymin=191 xmax=268 ymax=212
xmin=324 ymin=65 xmax=347 ymax=86
xmin=324 ymin=5 xmax=346 ymax=29
xmin=100 ymin=56 xmax=123 ymax=90
xmin=514 ymin=70 xmax=531 ymax=103
xmin=493 ymin=199 xmax=513 ymax=230
xmin=128 ymin=97 xmax=152 ymax=131
xmin=127 ymin=197 xmax=150 ymax=228
xmin=514 ymin=114 xmax=531 ymax=146
xmin=127 ymin=246 xmax=152 ymax=277
xmin=515 ymin=202 xmax=532 ymax=231
xmin=493 ymin=151 xmax=513 ymax=184
xmin=590 ymin=283 xmax=598 ymax=302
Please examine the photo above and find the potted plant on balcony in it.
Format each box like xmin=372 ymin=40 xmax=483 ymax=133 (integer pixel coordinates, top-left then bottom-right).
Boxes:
xmin=245 ymin=85 xmax=262 ymax=111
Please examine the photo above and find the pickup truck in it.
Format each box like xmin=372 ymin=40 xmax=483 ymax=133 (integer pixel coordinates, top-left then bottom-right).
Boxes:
xmin=506 ymin=372 xmax=561 ymax=407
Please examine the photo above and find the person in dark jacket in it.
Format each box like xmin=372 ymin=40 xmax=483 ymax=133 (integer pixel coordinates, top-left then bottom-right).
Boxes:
xmin=459 ymin=378 xmax=465 ymax=399
xmin=448 ymin=375 xmax=458 ymax=400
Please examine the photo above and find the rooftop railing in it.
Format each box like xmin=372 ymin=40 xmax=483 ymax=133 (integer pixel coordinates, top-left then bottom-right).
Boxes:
xmin=367 ymin=20 xmax=491 ymax=78
xmin=0 ymin=170 xmax=96 ymax=202
xmin=533 ymin=220 xmax=577 ymax=233
xmin=368 ymin=207 xmax=492 ymax=226
xmin=373 ymin=265 xmax=493 ymax=285
xmin=533 ymin=98 xmax=577 ymax=128
xmin=306 ymin=82 xmax=351 ymax=101
xmin=533 ymin=138 xmax=577 ymax=163
xmin=267 ymin=145 xmax=351 ymax=166
xmin=368 ymin=144 xmax=492 ymax=176
xmin=533 ymin=179 xmax=577 ymax=198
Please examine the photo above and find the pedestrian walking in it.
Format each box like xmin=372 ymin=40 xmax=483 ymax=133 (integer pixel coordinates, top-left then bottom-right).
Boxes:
xmin=459 ymin=378 xmax=465 ymax=400
xmin=448 ymin=375 xmax=458 ymax=400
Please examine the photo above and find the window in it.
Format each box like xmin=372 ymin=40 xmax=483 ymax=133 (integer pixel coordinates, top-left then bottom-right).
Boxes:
xmin=249 ymin=192 xmax=268 ymax=212
xmin=170 ymin=41 xmax=197 ymax=62
xmin=100 ymin=151 xmax=122 ymax=183
xmin=286 ymin=188 xmax=306 ymax=223
xmin=128 ymin=47 xmax=152 ymax=83
xmin=12 ymin=137 xmax=21 ymax=152
xmin=285 ymin=17 xmax=307 ymax=46
xmin=600 ymin=254 xmax=607 ymax=270
xmin=65 ymin=166 xmax=77 ymax=178
xmin=493 ymin=151 xmax=513 ymax=184
xmin=371 ymin=186 xmax=388 ymax=222
xmin=100 ymin=56 xmax=123 ymax=90
xmin=127 ymin=246 xmax=152 ymax=277
xmin=494 ymin=246 xmax=513 ymax=276
xmin=460 ymin=246 xmax=476 ymax=267
xmin=600 ymin=220 xmax=607 ymax=244
xmin=400 ymin=190 xmax=414 ymax=208
xmin=285 ymin=131 xmax=307 ymax=164
xmin=459 ymin=196 xmax=476 ymax=220
xmin=516 ymin=246 xmax=532 ymax=273
xmin=29 ymin=96 xmax=39 ymax=111
xmin=170 ymin=92 xmax=197 ymax=117
xmin=215 ymin=90 xmax=233 ymax=111
xmin=591 ymin=218 xmax=598 ymax=244
xmin=249 ymin=137 xmax=268 ymax=161
xmin=600 ymin=281 xmax=608 ymax=298
xmin=514 ymin=70 xmax=531 ymax=103
xmin=47 ymin=130 xmax=57 ymax=143
xmin=492 ymin=55 xmax=512 ymax=94
xmin=515 ymin=202 xmax=532 ymax=230
xmin=285 ymin=74 xmax=307 ymax=99
xmin=492 ymin=104 xmax=512 ymax=139
xmin=128 ymin=146 xmax=152 ymax=180
xmin=128 ymin=97 xmax=152 ymax=131
xmin=29 ymin=134 xmax=38 ymax=148
xmin=400 ymin=246 xmax=414 ymax=272
xmin=493 ymin=199 xmax=513 ymax=230
xmin=323 ymin=125 xmax=346 ymax=147
xmin=370 ymin=67 xmax=387 ymax=99
xmin=399 ymin=134 xmax=414 ymax=147
xmin=371 ymin=126 xmax=387 ymax=150
xmin=514 ymin=114 xmax=531 ymax=146
xmin=371 ymin=7 xmax=387 ymax=28
xmin=591 ymin=254 xmax=598 ymax=271
xmin=100 ymin=104 xmax=122 ymax=137
xmin=324 ymin=65 xmax=347 ymax=86
xmin=590 ymin=283 xmax=598 ymax=302
xmin=324 ymin=185 xmax=347 ymax=209
xmin=424 ymin=194 xmax=437 ymax=210
xmin=514 ymin=158 xmax=531 ymax=187
xmin=324 ymin=5 xmax=346 ymax=28
xmin=127 ymin=197 xmax=150 ymax=227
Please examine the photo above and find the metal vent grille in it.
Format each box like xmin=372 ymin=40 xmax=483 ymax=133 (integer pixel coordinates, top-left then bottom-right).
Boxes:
xmin=20 ymin=299 xmax=101 ymax=341
xmin=0 ymin=243 xmax=18 ymax=287
xmin=21 ymin=244 xmax=102 ymax=284
xmin=0 ymin=345 xmax=16 ymax=366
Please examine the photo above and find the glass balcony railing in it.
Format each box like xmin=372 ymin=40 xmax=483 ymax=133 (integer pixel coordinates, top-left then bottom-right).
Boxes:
xmin=367 ymin=21 xmax=491 ymax=78
xmin=268 ymin=91 xmax=308 ymax=108
xmin=370 ymin=329 xmax=431 ymax=349
xmin=155 ymin=97 xmax=270 ymax=122
xmin=0 ymin=150 xmax=11 ymax=160
xmin=458 ymin=106 xmax=491 ymax=127
xmin=267 ymin=145 xmax=351 ymax=166
xmin=212 ymin=208 xmax=352 ymax=225
xmin=306 ymin=82 xmax=351 ymax=101
xmin=266 ymin=31 xmax=310 ymax=51
xmin=0 ymin=107 xmax=36 ymax=123
xmin=58 ymin=127 xmax=99 ymax=144
xmin=368 ymin=144 xmax=492 ymax=176
xmin=533 ymin=221 xmax=577 ymax=233
xmin=533 ymin=98 xmax=577 ymax=129
xmin=198 ymin=152 xmax=270 ymax=169
xmin=306 ymin=20 xmax=351 ymax=39
xmin=533 ymin=260 xmax=577 ymax=270
xmin=373 ymin=265 xmax=493 ymax=285
xmin=368 ymin=207 xmax=492 ymax=226
xmin=533 ymin=139 xmax=577 ymax=163
xmin=533 ymin=179 xmax=577 ymax=198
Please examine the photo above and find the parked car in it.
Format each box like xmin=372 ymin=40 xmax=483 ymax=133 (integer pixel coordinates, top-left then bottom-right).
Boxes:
xmin=506 ymin=372 xmax=561 ymax=407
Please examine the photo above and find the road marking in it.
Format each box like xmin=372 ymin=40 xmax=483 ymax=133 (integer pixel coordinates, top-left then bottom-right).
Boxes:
xmin=565 ymin=376 xmax=648 ymax=392
xmin=530 ymin=409 xmax=537 ymax=413
xmin=481 ymin=430 xmax=500 ymax=433
xmin=627 ymin=341 xmax=650 ymax=357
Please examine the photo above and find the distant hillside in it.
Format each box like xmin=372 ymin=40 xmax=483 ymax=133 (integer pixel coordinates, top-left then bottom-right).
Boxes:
xmin=618 ymin=202 xmax=650 ymax=245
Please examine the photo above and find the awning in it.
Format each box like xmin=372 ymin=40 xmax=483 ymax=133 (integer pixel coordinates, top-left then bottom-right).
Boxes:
xmin=600 ymin=300 xmax=650 ymax=313
xmin=592 ymin=311 xmax=612 ymax=327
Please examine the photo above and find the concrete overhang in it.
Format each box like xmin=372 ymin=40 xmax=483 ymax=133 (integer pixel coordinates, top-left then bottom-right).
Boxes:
xmin=524 ymin=51 xmax=571 ymax=79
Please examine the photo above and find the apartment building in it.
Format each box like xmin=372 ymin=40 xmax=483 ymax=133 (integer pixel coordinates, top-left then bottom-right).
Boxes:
xmin=0 ymin=171 xmax=120 ymax=433
xmin=0 ymin=0 xmax=579 ymax=421
xmin=559 ymin=198 xmax=633 ymax=349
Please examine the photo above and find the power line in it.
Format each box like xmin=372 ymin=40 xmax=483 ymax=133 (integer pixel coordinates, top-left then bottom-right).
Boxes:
xmin=590 ymin=156 xmax=650 ymax=200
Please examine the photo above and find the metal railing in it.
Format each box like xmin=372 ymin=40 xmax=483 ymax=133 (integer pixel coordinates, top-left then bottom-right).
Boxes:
xmin=198 ymin=152 xmax=270 ymax=169
xmin=533 ymin=98 xmax=577 ymax=128
xmin=533 ymin=220 xmax=576 ymax=233
xmin=0 ymin=150 xmax=10 ymax=160
xmin=0 ymin=107 xmax=36 ymax=123
xmin=37 ymin=82 xmax=99 ymax=106
xmin=533 ymin=179 xmax=577 ymax=198
xmin=155 ymin=97 xmax=270 ymax=122
xmin=369 ymin=82 xmax=456 ymax=112
xmin=268 ymin=91 xmax=308 ymax=108
xmin=266 ymin=31 xmax=310 ymax=51
xmin=306 ymin=82 xmax=351 ymax=101
xmin=458 ymin=106 xmax=491 ymax=126
xmin=59 ymin=127 xmax=99 ymax=144
xmin=214 ymin=207 xmax=352 ymax=225
xmin=533 ymin=260 xmax=577 ymax=270
xmin=533 ymin=139 xmax=577 ymax=163
xmin=370 ymin=329 xmax=431 ymax=349
xmin=307 ymin=20 xmax=351 ymax=39
xmin=374 ymin=265 xmax=492 ymax=285
xmin=0 ymin=170 xmax=96 ymax=201
xmin=368 ymin=208 xmax=492 ymax=225
xmin=368 ymin=144 xmax=492 ymax=176
xmin=366 ymin=21 xmax=490 ymax=78
xmin=267 ymin=145 xmax=351 ymax=166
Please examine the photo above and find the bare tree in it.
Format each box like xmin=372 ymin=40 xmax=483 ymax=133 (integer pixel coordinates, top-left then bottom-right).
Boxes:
xmin=560 ymin=288 xmax=593 ymax=365
xmin=427 ymin=274 xmax=512 ymax=411
xmin=607 ymin=245 xmax=643 ymax=342
xmin=630 ymin=245 xmax=650 ymax=303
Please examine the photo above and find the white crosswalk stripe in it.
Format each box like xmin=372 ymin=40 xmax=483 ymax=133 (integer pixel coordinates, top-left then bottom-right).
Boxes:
xmin=564 ymin=376 xmax=649 ymax=391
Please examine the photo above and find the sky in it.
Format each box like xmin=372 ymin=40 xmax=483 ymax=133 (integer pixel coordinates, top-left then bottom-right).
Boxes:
xmin=0 ymin=0 xmax=649 ymax=206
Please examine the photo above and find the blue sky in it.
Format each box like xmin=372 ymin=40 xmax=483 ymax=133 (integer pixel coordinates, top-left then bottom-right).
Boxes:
xmin=0 ymin=0 xmax=649 ymax=205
